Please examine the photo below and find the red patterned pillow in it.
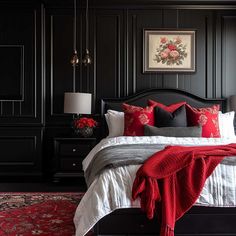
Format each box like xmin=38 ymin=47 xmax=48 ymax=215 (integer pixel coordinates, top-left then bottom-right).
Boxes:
xmin=186 ymin=104 xmax=220 ymax=138
xmin=148 ymin=100 xmax=186 ymax=112
xmin=122 ymin=103 xmax=154 ymax=136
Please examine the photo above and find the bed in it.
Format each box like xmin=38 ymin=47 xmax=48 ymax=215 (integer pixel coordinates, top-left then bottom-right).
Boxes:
xmin=74 ymin=88 xmax=236 ymax=236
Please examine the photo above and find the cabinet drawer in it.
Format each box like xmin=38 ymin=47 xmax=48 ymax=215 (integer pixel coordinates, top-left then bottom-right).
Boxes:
xmin=60 ymin=158 xmax=83 ymax=171
xmin=59 ymin=143 xmax=91 ymax=156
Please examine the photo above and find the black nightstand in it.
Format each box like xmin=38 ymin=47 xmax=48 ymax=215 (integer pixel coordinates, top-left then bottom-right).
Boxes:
xmin=53 ymin=137 xmax=97 ymax=182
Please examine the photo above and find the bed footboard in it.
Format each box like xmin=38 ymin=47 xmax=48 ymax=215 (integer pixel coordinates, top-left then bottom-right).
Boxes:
xmin=94 ymin=207 xmax=236 ymax=236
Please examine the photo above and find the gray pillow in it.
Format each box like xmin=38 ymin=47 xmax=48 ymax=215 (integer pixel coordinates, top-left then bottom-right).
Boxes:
xmin=144 ymin=125 xmax=202 ymax=137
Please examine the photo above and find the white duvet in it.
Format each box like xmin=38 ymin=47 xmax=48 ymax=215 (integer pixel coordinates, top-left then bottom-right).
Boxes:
xmin=74 ymin=136 xmax=236 ymax=236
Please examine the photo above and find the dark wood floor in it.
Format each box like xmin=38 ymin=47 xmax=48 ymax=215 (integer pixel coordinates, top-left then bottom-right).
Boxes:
xmin=0 ymin=178 xmax=87 ymax=192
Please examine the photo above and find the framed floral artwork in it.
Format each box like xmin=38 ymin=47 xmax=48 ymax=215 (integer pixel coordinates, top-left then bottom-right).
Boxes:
xmin=143 ymin=29 xmax=196 ymax=73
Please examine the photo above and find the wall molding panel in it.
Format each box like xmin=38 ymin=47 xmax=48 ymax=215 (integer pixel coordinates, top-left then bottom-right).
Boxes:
xmin=221 ymin=14 xmax=236 ymax=98
xmin=45 ymin=8 xmax=83 ymax=125
xmin=93 ymin=10 xmax=124 ymax=112
xmin=0 ymin=5 xmax=43 ymax=125
xmin=0 ymin=45 xmax=24 ymax=101
xmin=0 ymin=127 xmax=42 ymax=177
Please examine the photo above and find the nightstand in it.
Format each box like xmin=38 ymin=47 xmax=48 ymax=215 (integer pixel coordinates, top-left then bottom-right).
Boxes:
xmin=53 ymin=137 xmax=97 ymax=182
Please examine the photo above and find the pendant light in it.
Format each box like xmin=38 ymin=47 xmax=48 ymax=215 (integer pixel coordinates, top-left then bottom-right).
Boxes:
xmin=70 ymin=0 xmax=79 ymax=67
xmin=82 ymin=0 xmax=92 ymax=66
xmin=65 ymin=0 xmax=92 ymax=125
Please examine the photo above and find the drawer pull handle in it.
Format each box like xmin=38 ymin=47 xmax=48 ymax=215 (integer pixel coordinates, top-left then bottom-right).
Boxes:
xmin=72 ymin=163 xmax=77 ymax=167
xmin=72 ymin=148 xmax=76 ymax=152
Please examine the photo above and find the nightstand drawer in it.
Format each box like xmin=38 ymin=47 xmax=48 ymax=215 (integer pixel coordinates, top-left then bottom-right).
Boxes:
xmin=60 ymin=158 xmax=82 ymax=171
xmin=59 ymin=143 xmax=91 ymax=156
xmin=53 ymin=137 xmax=97 ymax=181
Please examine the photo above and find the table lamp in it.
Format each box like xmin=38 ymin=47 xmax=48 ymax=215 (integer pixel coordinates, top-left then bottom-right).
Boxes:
xmin=64 ymin=92 xmax=92 ymax=115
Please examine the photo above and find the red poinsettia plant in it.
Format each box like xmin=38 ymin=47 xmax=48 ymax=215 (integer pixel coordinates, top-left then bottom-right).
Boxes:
xmin=73 ymin=117 xmax=97 ymax=129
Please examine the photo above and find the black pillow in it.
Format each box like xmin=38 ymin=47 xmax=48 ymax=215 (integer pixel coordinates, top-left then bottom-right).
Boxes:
xmin=154 ymin=105 xmax=187 ymax=127
xmin=144 ymin=125 xmax=202 ymax=137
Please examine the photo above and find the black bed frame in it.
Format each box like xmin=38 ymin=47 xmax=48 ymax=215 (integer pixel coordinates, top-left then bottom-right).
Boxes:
xmin=94 ymin=88 xmax=236 ymax=236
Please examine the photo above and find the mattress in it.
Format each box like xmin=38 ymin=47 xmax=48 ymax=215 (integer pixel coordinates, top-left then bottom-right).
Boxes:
xmin=74 ymin=136 xmax=236 ymax=236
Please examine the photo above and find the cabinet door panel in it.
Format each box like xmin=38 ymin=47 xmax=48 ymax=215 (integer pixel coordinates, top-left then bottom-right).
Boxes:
xmin=0 ymin=128 xmax=42 ymax=176
xmin=0 ymin=4 xmax=42 ymax=125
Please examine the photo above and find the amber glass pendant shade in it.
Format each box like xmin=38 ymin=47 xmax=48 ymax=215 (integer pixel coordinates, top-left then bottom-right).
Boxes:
xmin=70 ymin=50 xmax=79 ymax=66
xmin=82 ymin=49 xmax=92 ymax=66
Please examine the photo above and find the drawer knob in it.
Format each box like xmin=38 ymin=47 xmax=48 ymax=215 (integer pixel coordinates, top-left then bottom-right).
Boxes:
xmin=72 ymin=148 xmax=76 ymax=152
xmin=72 ymin=163 xmax=77 ymax=166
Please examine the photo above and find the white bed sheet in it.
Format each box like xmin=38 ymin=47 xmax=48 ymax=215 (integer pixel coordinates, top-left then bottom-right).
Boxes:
xmin=74 ymin=136 xmax=236 ymax=236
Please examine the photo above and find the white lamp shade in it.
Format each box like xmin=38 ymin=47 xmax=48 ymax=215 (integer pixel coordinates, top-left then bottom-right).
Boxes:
xmin=64 ymin=92 xmax=92 ymax=114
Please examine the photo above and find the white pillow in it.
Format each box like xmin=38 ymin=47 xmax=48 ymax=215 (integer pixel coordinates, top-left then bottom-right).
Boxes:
xmin=105 ymin=110 xmax=124 ymax=138
xmin=218 ymin=111 xmax=235 ymax=138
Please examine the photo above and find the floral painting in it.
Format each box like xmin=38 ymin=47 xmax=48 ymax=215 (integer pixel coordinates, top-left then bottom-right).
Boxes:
xmin=143 ymin=30 xmax=195 ymax=72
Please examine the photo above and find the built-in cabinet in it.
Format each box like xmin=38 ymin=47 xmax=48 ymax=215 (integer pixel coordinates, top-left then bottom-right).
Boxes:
xmin=0 ymin=3 xmax=43 ymax=125
xmin=0 ymin=128 xmax=42 ymax=177
xmin=0 ymin=0 xmax=236 ymax=179
xmin=0 ymin=2 xmax=43 ymax=178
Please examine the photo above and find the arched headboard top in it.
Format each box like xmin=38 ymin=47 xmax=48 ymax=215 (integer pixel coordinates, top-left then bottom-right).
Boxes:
xmin=101 ymin=88 xmax=226 ymax=115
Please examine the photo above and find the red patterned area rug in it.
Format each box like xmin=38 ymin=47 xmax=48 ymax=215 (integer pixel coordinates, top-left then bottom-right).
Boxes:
xmin=0 ymin=192 xmax=93 ymax=236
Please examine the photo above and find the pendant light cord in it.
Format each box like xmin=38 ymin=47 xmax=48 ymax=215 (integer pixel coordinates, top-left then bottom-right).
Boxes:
xmin=85 ymin=0 xmax=89 ymax=50
xmin=73 ymin=0 xmax=77 ymax=52
xmin=72 ymin=0 xmax=77 ymax=92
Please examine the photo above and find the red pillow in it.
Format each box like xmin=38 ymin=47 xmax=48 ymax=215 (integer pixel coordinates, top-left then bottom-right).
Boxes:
xmin=148 ymin=100 xmax=186 ymax=112
xmin=122 ymin=103 xmax=154 ymax=136
xmin=186 ymin=104 xmax=220 ymax=138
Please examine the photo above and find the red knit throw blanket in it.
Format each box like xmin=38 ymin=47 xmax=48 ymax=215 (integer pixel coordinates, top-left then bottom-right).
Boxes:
xmin=132 ymin=143 xmax=236 ymax=236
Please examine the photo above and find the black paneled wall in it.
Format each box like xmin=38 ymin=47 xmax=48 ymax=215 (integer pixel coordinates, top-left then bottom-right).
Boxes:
xmin=0 ymin=0 xmax=236 ymax=178
xmin=93 ymin=8 xmax=236 ymax=111
xmin=45 ymin=2 xmax=236 ymax=121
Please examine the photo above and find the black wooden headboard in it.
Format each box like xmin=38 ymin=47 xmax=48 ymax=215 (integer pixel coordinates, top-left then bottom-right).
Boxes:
xmin=101 ymin=88 xmax=227 ymax=137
